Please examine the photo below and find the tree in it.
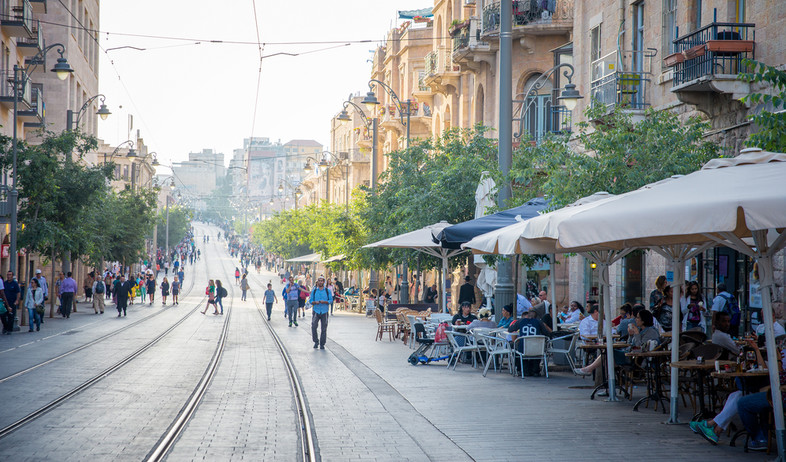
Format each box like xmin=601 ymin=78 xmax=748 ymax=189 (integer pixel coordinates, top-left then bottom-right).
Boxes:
xmin=100 ymin=187 xmax=158 ymax=266
xmin=510 ymin=106 xmax=720 ymax=208
xmin=738 ymin=59 xmax=786 ymax=152
xmin=359 ymin=125 xmax=499 ymax=269
xmin=0 ymin=130 xmax=112 ymax=264
xmin=156 ymin=205 xmax=193 ymax=248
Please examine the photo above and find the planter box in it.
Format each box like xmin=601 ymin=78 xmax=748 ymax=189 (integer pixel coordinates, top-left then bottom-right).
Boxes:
xmin=663 ymin=52 xmax=685 ymax=67
xmin=683 ymin=44 xmax=707 ymax=60
xmin=706 ymin=39 xmax=755 ymax=53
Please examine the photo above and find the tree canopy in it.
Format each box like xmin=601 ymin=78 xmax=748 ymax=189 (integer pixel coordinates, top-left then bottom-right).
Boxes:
xmin=739 ymin=59 xmax=786 ymax=152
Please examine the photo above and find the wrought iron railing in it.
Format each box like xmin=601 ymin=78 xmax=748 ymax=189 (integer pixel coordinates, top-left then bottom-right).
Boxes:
xmin=0 ymin=69 xmax=32 ymax=105
xmin=18 ymin=19 xmax=42 ymax=48
xmin=424 ymin=51 xmax=438 ymax=76
xmin=482 ymin=0 xmax=559 ymax=35
xmin=672 ymin=22 xmax=755 ymax=87
xmin=590 ymin=50 xmax=650 ymax=110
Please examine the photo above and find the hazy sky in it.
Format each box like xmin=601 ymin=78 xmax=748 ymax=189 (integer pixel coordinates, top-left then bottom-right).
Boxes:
xmin=97 ymin=1 xmax=429 ymax=172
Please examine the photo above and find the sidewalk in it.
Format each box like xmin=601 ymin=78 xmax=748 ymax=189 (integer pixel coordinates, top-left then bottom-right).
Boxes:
xmin=271 ymin=306 xmax=769 ymax=461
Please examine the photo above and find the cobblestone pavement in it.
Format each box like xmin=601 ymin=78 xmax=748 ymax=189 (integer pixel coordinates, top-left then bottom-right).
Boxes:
xmin=0 ymin=224 xmax=771 ymax=461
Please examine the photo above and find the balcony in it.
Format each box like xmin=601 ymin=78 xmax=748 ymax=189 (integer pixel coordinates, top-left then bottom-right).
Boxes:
xmin=17 ymin=19 xmax=42 ymax=56
xmin=514 ymin=94 xmax=572 ymax=143
xmin=452 ymin=17 xmax=493 ymax=72
xmin=379 ymin=100 xmax=432 ymax=134
xmin=19 ymin=84 xmax=43 ymax=126
xmin=589 ymin=51 xmax=651 ymax=116
xmin=0 ymin=69 xmax=32 ymax=109
xmin=28 ymin=0 xmax=45 ymax=14
xmin=481 ymin=0 xmax=572 ymax=38
xmin=667 ymin=22 xmax=754 ymax=107
xmin=422 ymin=48 xmax=461 ymax=94
xmin=1 ymin=0 xmax=34 ymax=38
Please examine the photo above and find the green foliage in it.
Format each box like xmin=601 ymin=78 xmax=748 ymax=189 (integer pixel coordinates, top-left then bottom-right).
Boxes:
xmin=99 ymin=187 xmax=158 ymax=265
xmin=359 ymin=125 xmax=499 ymax=269
xmin=156 ymin=205 xmax=193 ymax=248
xmin=0 ymin=130 xmax=113 ymax=263
xmin=510 ymin=107 xmax=719 ymax=209
xmin=739 ymin=59 xmax=786 ymax=152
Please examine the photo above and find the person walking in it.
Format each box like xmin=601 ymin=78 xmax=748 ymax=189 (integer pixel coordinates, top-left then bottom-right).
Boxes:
xmin=215 ymin=280 xmax=226 ymax=315
xmin=201 ymin=280 xmax=219 ymax=315
xmin=83 ymin=273 xmax=94 ymax=303
xmin=0 ymin=277 xmax=12 ymax=334
xmin=59 ymin=272 xmax=77 ymax=319
xmin=4 ymin=271 xmax=20 ymax=331
xmin=310 ymin=276 xmax=332 ymax=349
xmin=284 ymin=276 xmax=301 ymax=327
xmin=240 ymin=274 xmax=250 ymax=301
xmin=115 ymin=275 xmax=133 ymax=317
xmin=25 ymin=278 xmax=44 ymax=332
xmin=171 ymin=276 xmax=180 ymax=305
xmin=263 ymin=283 xmax=278 ymax=321
xmin=92 ymin=275 xmax=106 ymax=314
xmin=146 ymin=274 xmax=156 ymax=305
xmin=177 ymin=268 xmax=185 ymax=287
xmin=458 ymin=276 xmax=476 ymax=307
xmin=235 ymin=267 xmax=241 ymax=285
xmin=161 ymin=277 xmax=170 ymax=305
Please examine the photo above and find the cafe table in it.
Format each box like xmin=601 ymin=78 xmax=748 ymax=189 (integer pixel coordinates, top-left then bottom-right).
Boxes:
xmin=578 ymin=342 xmax=631 ymax=400
xmin=670 ymin=359 xmax=736 ymax=420
xmin=626 ymin=350 xmax=671 ymax=412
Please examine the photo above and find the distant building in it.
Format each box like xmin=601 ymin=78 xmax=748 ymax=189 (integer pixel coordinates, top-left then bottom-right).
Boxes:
xmin=172 ymin=149 xmax=226 ymax=201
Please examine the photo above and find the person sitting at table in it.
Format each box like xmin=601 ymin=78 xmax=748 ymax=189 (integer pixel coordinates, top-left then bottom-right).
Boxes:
xmin=497 ymin=304 xmax=514 ymax=329
xmin=563 ymin=301 xmax=584 ymax=324
xmin=616 ymin=304 xmax=636 ymax=339
xmin=509 ymin=308 xmax=550 ymax=376
xmin=516 ymin=293 xmax=532 ymax=317
xmin=690 ymin=337 xmax=781 ymax=449
xmin=755 ymin=320 xmax=786 ymax=338
xmin=612 ymin=303 xmax=633 ymax=326
xmin=452 ymin=301 xmax=477 ymax=325
xmin=711 ymin=312 xmax=740 ymax=355
xmin=575 ymin=310 xmax=660 ymax=375
xmin=558 ymin=305 xmax=570 ymax=323
xmin=467 ymin=308 xmax=496 ymax=330
xmin=578 ymin=304 xmax=599 ymax=341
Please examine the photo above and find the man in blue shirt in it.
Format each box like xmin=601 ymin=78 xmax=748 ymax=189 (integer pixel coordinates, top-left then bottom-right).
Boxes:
xmin=509 ymin=309 xmax=550 ymax=376
xmin=284 ymin=276 xmax=302 ymax=327
xmin=310 ymin=276 xmax=332 ymax=349
xmin=177 ymin=269 xmax=185 ymax=287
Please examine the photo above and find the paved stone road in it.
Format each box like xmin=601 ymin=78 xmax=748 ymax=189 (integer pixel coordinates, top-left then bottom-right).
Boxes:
xmin=0 ymin=224 xmax=771 ymax=461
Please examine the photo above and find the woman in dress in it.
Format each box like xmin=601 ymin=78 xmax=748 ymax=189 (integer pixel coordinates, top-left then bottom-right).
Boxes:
xmin=161 ymin=277 xmax=170 ymax=305
xmin=201 ymin=279 xmax=218 ymax=315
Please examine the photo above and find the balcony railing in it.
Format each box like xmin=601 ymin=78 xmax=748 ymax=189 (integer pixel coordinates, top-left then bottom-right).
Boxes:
xmin=17 ymin=19 xmax=42 ymax=53
xmin=482 ymin=0 xmax=560 ymax=35
xmin=670 ymin=22 xmax=755 ymax=87
xmin=516 ymin=94 xmax=572 ymax=142
xmin=589 ymin=51 xmax=650 ymax=110
xmin=0 ymin=69 xmax=32 ymax=107
xmin=425 ymin=51 xmax=438 ymax=76
xmin=1 ymin=0 xmax=34 ymax=37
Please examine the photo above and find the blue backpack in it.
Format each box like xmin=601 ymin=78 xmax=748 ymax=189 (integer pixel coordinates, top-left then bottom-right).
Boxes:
xmin=720 ymin=293 xmax=741 ymax=326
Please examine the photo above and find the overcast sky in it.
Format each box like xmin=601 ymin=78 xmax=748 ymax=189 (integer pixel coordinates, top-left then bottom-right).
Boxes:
xmin=97 ymin=1 xmax=429 ymax=171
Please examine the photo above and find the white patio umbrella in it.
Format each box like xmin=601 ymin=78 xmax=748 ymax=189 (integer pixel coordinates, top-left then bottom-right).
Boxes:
xmin=364 ymin=221 xmax=464 ymax=313
xmin=464 ymin=191 xmax=635 ymax=401
xmin=557 ymin=148 xmax=786 ymax=456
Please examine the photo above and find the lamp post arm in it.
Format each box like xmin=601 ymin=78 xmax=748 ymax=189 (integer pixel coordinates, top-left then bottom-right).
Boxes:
xmin=368 ymin=79 xmax=410 ymax=127
xmin=513 ymin=63 xmax=576 ymax=139
xmin=105 ymin=140 xmax=134 ymax=164
xmin=26 ymin=43 xmax=67 ymax=73
xmin=71 ymin=94 xmax=106 ymax=130
xmin=343 ymin=100 xmax=372 ymax=130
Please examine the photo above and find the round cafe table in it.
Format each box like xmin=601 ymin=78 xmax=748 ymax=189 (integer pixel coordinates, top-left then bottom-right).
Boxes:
xmin=578 ymin=342 xmax=631 ymax=401
xmin=670 ymin=360 xmax=736 ymax=420
xmin=626 ymin=350 xmax=671 ymax=413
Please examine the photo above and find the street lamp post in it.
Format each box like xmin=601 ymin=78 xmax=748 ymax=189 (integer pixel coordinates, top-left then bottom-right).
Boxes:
xmin=360 ymin=80 xmax=413 ymax=302
xmin=165 ymin=179 xmax=175 ymax=272
xmin=513 ymin=63 xmax=582 ymax=139
xmin=66 ymin=94 xmax=111 ymax=133
xmin=277 ymin=179 xmax=303 ymax=210
xmin=9 ymin=44 xmax=74 ymax=277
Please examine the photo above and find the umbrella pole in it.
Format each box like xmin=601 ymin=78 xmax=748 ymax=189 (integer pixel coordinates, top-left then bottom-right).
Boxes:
xmin=600 ymin=262 xmax=619 ymax=401
xmin=757 ymin=253 xmax=785 ymax=459
xmin=550 ymin=254 xmax=558 ymax=330
xmin=668 ymin=257 xmax=685 ymax=424
xmin=442 ymin=256 xmax=448 ymax=314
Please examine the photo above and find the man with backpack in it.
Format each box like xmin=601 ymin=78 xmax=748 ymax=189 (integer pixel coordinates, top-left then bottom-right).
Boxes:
xmin=92 ymin=276 xmax=106 ymax=314
xmin=712 ymin=283 xmax=740 ymax=336
xmin=310 ymin=276 xmax=332 ymax=349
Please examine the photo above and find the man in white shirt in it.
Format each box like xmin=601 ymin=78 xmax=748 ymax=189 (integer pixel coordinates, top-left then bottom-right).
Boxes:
xmin=579 ymin=304 xmax=599 ymax=340
xmin=711 ymin=312 xmax=739 ymax=355
xmin=516 ymin=293 xmax=532 ymax=317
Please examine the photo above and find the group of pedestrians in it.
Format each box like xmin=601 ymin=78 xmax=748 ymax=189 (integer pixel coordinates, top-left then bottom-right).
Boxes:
xmin=1 ymin=269 xmax=48 ymax=334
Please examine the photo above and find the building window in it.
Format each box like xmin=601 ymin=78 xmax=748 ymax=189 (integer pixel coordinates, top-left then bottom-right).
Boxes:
xmin=662 ymin=0 xmax=677 ymax=59
xmin=589 ymin=25 xmax=602 ymax=82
